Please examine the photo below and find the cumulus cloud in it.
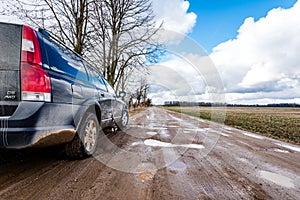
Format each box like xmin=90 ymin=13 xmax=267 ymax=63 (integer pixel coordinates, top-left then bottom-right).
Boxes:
xmin=147 ymin=53 xmax=225 ymax=105
xmin=147 ymin=57 xmax=205 ymax=102
xmin=210 ymin=1 xmax=300 ymax=104
xmin=152 ymin=0 xmax=197 ymax=35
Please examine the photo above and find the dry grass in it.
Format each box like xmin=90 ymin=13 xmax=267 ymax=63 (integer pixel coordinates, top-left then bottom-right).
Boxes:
xmin=165 ymin=106 xmax=300 ymax=144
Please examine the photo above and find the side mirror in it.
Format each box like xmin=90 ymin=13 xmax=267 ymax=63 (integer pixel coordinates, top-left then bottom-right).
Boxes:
xmin=119 ymin=91 xmax=126 ymax=98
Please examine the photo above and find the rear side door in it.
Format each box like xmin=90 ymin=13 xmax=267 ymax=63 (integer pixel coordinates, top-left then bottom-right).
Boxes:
xmin=85 ymin=66 xmax=113 ymax=126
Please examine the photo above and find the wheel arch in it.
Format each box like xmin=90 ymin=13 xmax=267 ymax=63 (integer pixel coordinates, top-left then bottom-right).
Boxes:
xmin=73 ymin=100 xmax=102 ymax=131
xmin=86 ymin=104 xmax=101 ymax=127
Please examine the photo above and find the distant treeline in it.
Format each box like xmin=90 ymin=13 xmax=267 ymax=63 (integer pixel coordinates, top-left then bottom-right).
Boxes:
xmin=163 ymin=101 xmax=300 ymax=107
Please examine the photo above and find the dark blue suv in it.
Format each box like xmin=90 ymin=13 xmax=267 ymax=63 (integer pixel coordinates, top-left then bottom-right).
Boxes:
xmin=0 ymin=22 xmax=128 ymax=158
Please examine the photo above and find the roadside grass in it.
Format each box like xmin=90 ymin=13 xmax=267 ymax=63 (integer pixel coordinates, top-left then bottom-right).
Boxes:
xmin=164 ymin=106 xmax=300 ymax=144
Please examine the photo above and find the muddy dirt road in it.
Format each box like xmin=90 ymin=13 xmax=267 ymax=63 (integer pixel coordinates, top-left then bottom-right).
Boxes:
xmin=0 ymin=107 xmax=300 ymax=199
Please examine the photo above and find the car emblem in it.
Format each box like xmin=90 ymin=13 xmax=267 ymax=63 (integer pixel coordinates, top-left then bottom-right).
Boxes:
xmin=4 ymin=91 xmax=16 ymax=100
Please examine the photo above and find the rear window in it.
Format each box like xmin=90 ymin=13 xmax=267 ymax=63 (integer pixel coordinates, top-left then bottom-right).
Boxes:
xmin=42 ymin=37 xmax=89 ymax=83
xmin=90 ymin=70 xmax=107 ymax=91
xmin=0 ymin=22 xmax=22 ymax=70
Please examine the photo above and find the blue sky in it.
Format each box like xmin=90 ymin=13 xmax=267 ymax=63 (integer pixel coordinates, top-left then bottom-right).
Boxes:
xmin=187 ymin=0 xmax=297 ymax=53
xmin=150 ymin=0 xmax=300 ymax=105
xmin=1 ymin=0 xmax=299 ymax=105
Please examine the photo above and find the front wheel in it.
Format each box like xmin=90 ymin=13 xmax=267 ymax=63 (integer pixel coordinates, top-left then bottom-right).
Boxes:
xmin=65 ymin=112 xmax=100 ymax=159
xmin=116 ymin=110 xmax=129 ymax=130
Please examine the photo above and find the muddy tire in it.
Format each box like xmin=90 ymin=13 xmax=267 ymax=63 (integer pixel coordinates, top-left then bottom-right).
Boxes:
xmin=65 ymin=112 xmax=99 ymax=159
xmin=116 ymin=110 xmax=129 ymax=130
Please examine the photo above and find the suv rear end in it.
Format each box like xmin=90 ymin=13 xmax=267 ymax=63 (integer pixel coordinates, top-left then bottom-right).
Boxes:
xmin=0 ymin=22 xmax=129 ymax=158
xmin=0 ymin=22 xmax=77 ymax=149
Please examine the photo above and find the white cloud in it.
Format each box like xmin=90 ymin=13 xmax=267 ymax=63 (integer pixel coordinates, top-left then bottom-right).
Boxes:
xmin=147 ymin=53 xmax=225 ymax=105
xmin=210 ymin=1 xmax=300 ymax=104
xmin=148 ymin=57 xmax=205 ymax=96
xmin=152 ymin=0 xmax=197 ymax=35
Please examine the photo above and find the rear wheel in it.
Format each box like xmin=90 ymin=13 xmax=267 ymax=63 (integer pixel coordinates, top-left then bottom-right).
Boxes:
xmin=65 ymin=112 xmax=99 ymax=159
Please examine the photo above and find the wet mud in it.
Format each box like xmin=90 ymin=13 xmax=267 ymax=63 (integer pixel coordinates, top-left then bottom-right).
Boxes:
xmin=0 ymin=107 xmax=299 ymax=199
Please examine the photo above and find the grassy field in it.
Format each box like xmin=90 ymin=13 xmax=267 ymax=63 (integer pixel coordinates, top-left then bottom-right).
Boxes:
xmin=164 ymin=106 xmax=300 ymax=144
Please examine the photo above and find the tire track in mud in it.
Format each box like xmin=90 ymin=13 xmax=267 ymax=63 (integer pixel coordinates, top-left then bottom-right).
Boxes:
xmin=0 ymin=107 xmax=300 ymax=200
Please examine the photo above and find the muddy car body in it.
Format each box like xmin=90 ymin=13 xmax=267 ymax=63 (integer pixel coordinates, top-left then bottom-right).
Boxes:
xmin=0 ymin=22 xmax=128 ymax=158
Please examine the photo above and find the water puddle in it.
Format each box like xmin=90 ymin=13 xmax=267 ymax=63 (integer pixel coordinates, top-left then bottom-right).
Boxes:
xmin=224 ymin=127 xmax=234 ymax=131
xmin=144 ymin=139 xmax=204 ymax=149
xmin=242 ymin=132 xmax=264 ymax=140
xmin=148 ymin=123 xmax=161 ymax=127
xmin=131 ymin=141 xmax=144 ymax=146
xmin=275 ymin=143 xmax=300 ymax=153
xmin=167 ymin=160 xmax=187 ymax=172
xmin=183 ymin=128 xmax=206 ymax=133
xmin=166 ymin=125 xmax=179 ymax=128
xmin=273 ymin=148 xmax=289 ymax=153
xmin=204 ymin=128 xmax=219 ymax=134
xmin=237 ymin=157 xmax=248 ymax=163
xmin=158 ymin=129 xmax=170 ymax=137
xmin=219 ymin=132 xmax=230 ymax=137
xmin=203 ymin=186 xmax=215 ymax=195
xmin=237 ymin=140 xmax=251 ymax=148
xmin=259 ymin=170 xmax=294 ymax=188
xmin=148 ymin=124 xmax=167 ymax=130
xmin=146 ymin=131 xmax=157 ymax=136
xmin=128 ymin=124 xmax=147 ymax=128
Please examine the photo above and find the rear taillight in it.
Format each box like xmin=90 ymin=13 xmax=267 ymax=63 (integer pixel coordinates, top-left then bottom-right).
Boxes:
xmin=21 ymin=25 xmax=51 ymax=102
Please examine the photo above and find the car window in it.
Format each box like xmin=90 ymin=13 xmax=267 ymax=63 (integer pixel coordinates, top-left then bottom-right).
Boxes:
xmin=82 ymin=61 xmax=107 ymax=91
xmin=94 ymin=72 xmax=107 ymax=91
xmin=87 ymin=69 xmax=107 ymax=91
xmin=45 ymin=39 xmax=89 ymax=82
xmin=102 ymin=78 xmax=116 ymax=96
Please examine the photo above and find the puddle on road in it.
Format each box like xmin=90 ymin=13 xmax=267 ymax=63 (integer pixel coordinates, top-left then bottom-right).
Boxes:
xmin=166 ymin=125 xmax=179 ymax=128
xmin=182 ymin=127 xmax=230 ymax=137
xmin=275 ymin=143 xmax=300 ymax=153
xmin=159 ymin=129 xmax=170 ymax=137
xmin=128 ymin=124 xmax=147 ymax=129
xmin=242 ymin=132 xmax=264 ymax=140
xmin=131 ymin=141 xmax=144 ymax=146
xmin=259 ymin=170 xmax=295 ymax=188
xmin=272 ymin=148 xmax=289 ymax=153
xmin=148 ymin=123 xmax=166 ymax=128
xmin=219 ymin=132 xmax=230 ymax=137
xmin=144 ymin=139 xmax=204 ymax=149
xmin=204 ymin=128 xmax=220 ymax=134
xmin=223 ymin=127 xmax=234 ymax=131
xmin=146 ymin=131 xmax=157 ymax=136
xmin=183 ymin=128 xmax=207 ymax=134
xmin=237 ymin=157 xmax=248 ymax=164
xmin=146 ymin=127 xmax=159 ymax=130
xmin=167 ymin=160 xmax=187 ymax=173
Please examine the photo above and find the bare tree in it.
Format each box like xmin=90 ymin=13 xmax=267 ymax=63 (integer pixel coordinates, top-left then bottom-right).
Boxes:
xmin=2 ymin=0 xmax=161 ymax=95
xmin=89 ymin=0 xmax=160 ymax=90
xmin=2 ymin=0 xmax=92 ymax=55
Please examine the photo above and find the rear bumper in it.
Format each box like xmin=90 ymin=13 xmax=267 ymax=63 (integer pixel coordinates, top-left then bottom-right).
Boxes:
xmin=0 ymin=102 xmax=78 ymax=148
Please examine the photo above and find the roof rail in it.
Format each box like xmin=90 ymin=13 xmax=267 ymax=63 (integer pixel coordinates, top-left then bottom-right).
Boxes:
xmin=37 ymin=27 xmax=101 ymax=72
xmin=38 ymin=28 xmax=50 ymax=39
